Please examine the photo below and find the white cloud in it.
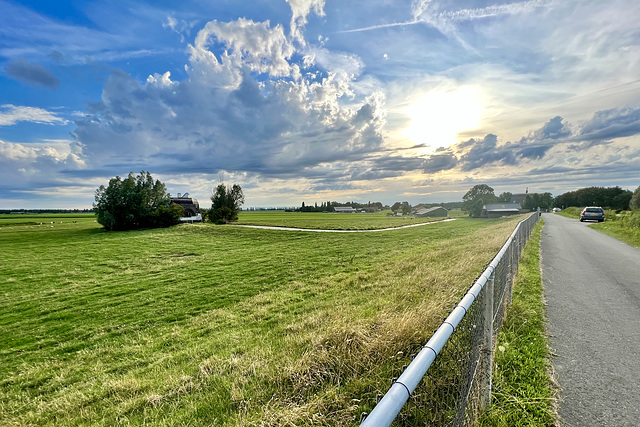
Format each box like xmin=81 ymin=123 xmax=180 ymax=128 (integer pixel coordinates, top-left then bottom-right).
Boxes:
xmin=71 ymin=15 xmax=386 ymax=184
xmin=0 ymin=138 xmax=85 ymax=200
xmin=0 ymin=105 xmax=68 ymax=126
xmin=286 ymin=0 xmax=325 ymax=43
xmin=424 ymin=0 xmax=554 ymax=23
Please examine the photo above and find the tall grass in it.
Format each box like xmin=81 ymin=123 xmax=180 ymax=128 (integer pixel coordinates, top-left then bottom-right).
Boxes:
xmin=591 ymin=210 xmax=640 ymax=249
xmin=1 ymin=213 xmax=526 ymax=425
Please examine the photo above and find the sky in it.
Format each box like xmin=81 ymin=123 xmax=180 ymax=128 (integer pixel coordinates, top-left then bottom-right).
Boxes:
xmin=1 ymin=0 xmax=639 ymax=209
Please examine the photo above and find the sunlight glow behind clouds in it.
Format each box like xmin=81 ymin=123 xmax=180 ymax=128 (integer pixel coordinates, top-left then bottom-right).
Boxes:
xmin=403 ymin=86 xmax=482 ymax=151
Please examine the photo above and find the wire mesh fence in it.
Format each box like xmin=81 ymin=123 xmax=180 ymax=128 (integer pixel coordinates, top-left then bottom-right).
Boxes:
xmin=361 ymin=212 xmax=540 ymax=426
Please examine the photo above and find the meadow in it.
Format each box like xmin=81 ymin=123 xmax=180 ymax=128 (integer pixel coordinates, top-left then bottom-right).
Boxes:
xmin=1 ymin=212 xmax=524 ymax=426
xmin=235 ymin=209 xmax=466 ymax=230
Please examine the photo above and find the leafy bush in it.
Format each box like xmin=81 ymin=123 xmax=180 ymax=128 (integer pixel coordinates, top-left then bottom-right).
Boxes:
xmin=631 ymin=185 xmax=640 ymax=210
xmin=621 ymin=211 xmax=640 ymax=229
xmin=604 ymin=209 xmax=618 ymax=221
xmin=560 ymin=206 xmax=581 ymax=218
xmin=94 ymin=171 xmax=183 ymax=231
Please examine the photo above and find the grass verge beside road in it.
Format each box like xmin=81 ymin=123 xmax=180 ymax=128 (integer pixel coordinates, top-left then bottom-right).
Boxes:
xmin=479 ymin=219 xmax=558 ymax=426
xmin=591 ymin=221 xmax=640 ymax=249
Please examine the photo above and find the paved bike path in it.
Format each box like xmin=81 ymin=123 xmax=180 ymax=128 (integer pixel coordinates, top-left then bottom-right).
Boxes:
xmin=541 ymin=213 xmax=640 ymax=426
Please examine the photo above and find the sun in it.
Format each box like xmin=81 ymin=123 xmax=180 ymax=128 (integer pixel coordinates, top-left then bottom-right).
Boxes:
xmin=403 ymin=86 xmax=483 ymax=152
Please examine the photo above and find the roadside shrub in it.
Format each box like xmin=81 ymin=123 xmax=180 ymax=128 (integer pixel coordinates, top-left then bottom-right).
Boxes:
xmin=604 ymin=209 xmax=618 ymax=221
xmin=561 ymin=206 xmax=581 ymax=218
xmin=621 ymin=210 xmax=640 ymax=229
xmin=630 ymin=185 xmax=640 ymax=210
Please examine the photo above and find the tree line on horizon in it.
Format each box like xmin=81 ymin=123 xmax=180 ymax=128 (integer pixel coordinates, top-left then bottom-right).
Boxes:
xmin=461 ymin=184 xmax=637 ymax=218
xmin=294 ymin=200 xmax=463 ymax=214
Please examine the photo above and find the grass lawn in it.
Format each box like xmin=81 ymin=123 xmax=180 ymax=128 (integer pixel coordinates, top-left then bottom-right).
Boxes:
xmin=1 ymin=212 xmax=525 ymax=426
xmin=235 ymin=210 xmax=463 ymax=230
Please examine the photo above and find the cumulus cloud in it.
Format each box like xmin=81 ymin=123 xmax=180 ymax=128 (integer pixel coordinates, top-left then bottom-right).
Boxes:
xmin=189 ymin=18 xmax=295 ymax=78
xmin=0 ymin=104 xmax=68 ymax=126
xmin=6 ymin=58 xmax=60 ymax=89
xmin=70 ymin=14 xmax=386 ymax=183
xmin=0 ymin=138 xmax=86 ymax=199
xmin=448 ymin=108 xmax=640 ymax=172
xmin=286 ymin=0 xmax=325 ymax=42
xmin=426 ymin=116 xmax=572 ymax=172
xmin=421 ymin=151 xmax=458 ymax=173
xmin=578 ymin=106 xmax=640 ymax=141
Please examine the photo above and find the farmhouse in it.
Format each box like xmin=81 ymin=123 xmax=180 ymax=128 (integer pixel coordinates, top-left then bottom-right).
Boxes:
xmin=413 ymin=206 xmax=448 ymax=217
xmin=482 ymin=203 xmax=522 ymax=218
xmin=171 ymin=193 xmax=201 ymax=219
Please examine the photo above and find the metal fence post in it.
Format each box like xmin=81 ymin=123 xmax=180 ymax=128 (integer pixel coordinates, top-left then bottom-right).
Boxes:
xmin=480 ymin=270 xmax=494 ymax=410
xmin=507 ymin=241 xmax=515 ymax=305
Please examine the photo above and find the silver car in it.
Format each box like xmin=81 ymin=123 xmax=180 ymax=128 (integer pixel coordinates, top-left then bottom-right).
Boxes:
xmin=580 ymin=207 xmax=605 ymax=222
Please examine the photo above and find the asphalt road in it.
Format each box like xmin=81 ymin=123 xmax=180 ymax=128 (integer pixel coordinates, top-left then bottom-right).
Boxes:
xmin=541 ymin=213 xmax=640 ymax=426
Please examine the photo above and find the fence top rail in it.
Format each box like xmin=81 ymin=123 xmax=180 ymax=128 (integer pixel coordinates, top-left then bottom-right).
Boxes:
xmin=361 ymin=213 xmax=538 ymax=427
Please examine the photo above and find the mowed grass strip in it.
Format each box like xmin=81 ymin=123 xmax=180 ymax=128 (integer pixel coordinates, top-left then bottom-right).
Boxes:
xmin=1 ymin=213 xmax=524 ymax=426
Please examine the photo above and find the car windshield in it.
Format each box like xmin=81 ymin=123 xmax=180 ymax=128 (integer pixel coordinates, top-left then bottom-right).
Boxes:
xmin=585 ymin=208 xmax=603 ymax=213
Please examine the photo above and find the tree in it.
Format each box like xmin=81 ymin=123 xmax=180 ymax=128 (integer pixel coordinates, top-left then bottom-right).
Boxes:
xmin=522 ymin=192 xmax=553 ymax=211
xmin=554 ymin=186 xmax=632 ymax=210
xmin=462 ymin=184 xmax=497 ymax=217
xmin=210 ymin=183 xmax=244 ymax=223
xmin=630 ymin=185 xmax=640 ymax=210
xmin=391 ymin=202 xmax=402 ymax=213
xmin=498 ymin=192 xmax=513 ymax=203
xmin=94 ymin=171 xmax=182 ymax=231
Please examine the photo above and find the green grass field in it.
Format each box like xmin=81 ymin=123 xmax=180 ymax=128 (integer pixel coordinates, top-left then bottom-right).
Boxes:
xmin=236 ymin=209 xmax=465 ymax=230
xmin=1 ymin=212 xmax=524 ymax=426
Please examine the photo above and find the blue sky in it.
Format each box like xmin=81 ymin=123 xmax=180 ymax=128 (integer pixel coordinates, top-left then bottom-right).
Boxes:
xmin=1 ymin=0 xmax=639 ymax=209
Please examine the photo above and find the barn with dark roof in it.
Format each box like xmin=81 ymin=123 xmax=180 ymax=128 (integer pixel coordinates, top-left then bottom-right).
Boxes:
xmin=171 ymin=193 xmax=200 ymax=217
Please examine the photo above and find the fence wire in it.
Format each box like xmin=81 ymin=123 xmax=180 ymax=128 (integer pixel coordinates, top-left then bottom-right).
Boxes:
xmin=362 ymin=213 xmax=539 ymax=427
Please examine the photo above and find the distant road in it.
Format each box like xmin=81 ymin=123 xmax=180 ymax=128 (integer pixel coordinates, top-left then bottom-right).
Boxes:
xmin=541 ymin=213 xmax=640 ymax=426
